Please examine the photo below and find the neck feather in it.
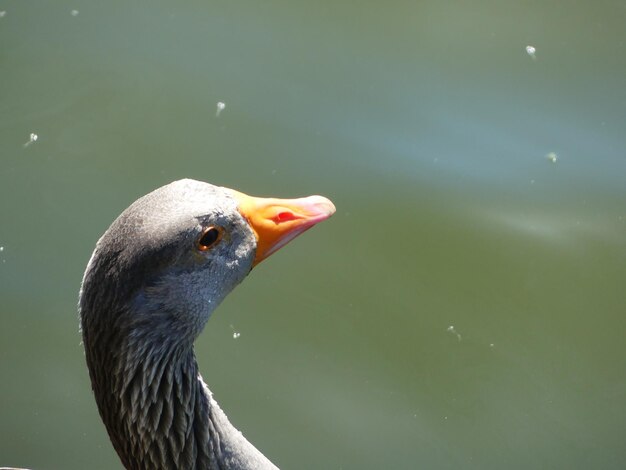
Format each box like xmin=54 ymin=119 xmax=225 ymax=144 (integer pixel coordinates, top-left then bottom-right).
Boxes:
xmin=83 ymin=317 xmax=277 ymax=469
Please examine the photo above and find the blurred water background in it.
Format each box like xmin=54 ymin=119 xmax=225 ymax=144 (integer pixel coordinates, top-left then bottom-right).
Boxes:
xmin=1 ymin=1 xmax=625 ymax=469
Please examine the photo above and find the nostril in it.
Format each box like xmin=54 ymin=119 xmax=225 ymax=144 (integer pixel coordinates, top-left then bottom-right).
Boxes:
xmin=274 ymin=211 xmax=299 ymax=223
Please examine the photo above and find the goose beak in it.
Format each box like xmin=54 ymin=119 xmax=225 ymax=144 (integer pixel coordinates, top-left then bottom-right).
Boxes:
xmin=229 ymin=189 xmax=336 ymax=266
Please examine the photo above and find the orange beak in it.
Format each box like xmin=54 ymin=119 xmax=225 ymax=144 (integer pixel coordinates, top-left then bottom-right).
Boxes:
xmin=229 ymin=189 xmax=336 ymax=266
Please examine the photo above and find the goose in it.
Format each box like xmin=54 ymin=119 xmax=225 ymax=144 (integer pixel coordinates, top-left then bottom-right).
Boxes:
xmin=78 ymin=179 xmax=335 ymax=469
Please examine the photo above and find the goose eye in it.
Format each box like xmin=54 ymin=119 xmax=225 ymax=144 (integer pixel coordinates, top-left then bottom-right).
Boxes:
xmin=197 ymin=226 xmax=223 ymax=251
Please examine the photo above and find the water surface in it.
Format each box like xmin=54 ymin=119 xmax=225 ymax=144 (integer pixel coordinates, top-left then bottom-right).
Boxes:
xmin=1 ymin=1 xmax=625 ymax=469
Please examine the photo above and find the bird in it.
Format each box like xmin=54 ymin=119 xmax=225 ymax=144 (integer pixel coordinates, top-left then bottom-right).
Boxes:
xmin=78 ymin=179 xmax=335 ymax=470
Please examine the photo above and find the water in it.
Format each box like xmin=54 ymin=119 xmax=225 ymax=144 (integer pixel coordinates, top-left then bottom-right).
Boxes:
xmin=1 ymin=1 xmax=625 ymax=469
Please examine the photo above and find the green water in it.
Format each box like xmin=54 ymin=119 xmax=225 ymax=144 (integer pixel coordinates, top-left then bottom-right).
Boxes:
xmin=1 ymin=1 xmax=625 ymax=469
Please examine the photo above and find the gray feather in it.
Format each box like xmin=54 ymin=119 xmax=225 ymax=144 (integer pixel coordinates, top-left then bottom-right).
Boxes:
xmin=79 ymin=179 xmax=278 ymax=470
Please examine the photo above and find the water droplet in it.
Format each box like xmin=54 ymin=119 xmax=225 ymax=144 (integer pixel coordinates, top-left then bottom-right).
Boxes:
xmin=70 ymin=9 xmax=79 ymax=16
xmin=526 ymin=45 xmax=537 ymax=60
xmin=0 ymin=11 xmax=6 ymax=18
xmin=546 ymin=152 xmax=558 ymax=163
xmin=216 ymin=101 xmax=226 ymax=117
xmin=447 ymin=325 xmax=462 ymax=341
xmin=24 ymin=133 xmax=38 ymax=148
